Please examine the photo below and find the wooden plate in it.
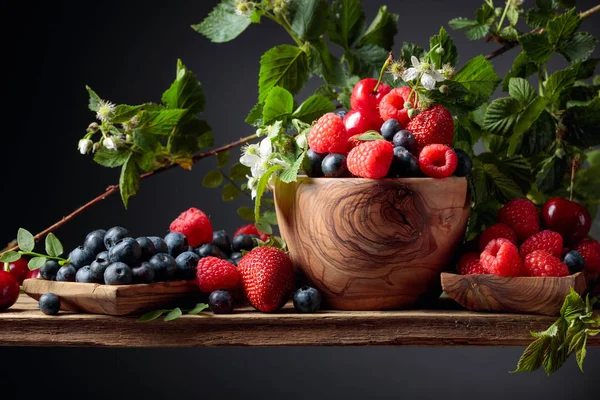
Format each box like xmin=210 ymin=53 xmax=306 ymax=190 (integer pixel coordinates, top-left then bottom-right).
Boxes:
xmin=441 ymin=272 xmax=588 ymax=316
xmin=23 ymin=279 xmax=201 ymax=316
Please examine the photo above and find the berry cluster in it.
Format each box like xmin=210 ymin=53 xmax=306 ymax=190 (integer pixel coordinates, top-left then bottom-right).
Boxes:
xmin=304 ymin=79 xmax=472 ymax=180
xmin=458 ymin=197 xmax=599 ymax=278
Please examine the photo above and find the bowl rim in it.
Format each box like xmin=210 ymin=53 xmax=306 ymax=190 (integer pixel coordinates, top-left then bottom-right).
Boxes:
xmin=293 ymin=175 xmax=468 ymax=183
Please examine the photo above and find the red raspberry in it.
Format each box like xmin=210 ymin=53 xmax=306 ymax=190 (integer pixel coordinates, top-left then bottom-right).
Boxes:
xmin=196 ymin=257 xmax=240 ymax=293
xmin=480 ymin=238 xmax=523 ymax=277
xmin=233 ymin=224 xmax=270 ymax=242
xmin=379 ymin=87 xmax=417 ymax=126
xmin=479 ymin=223 xmax=517 ymax=251
xmin=520 ymin=230 xmax=563 ymax=258
xmin=308 ymin=113 xmax=348 ymax=153
xmin=347 ymin=140 xmax=394 ymax=179
xmin=457 ymin=252 xmax=486 ymax=275
xmin=418 ymin=144 xmax=457 ymax=179
xmin=572 ymin=239 xmax=600 ymax=273
xmin=497 ymin=199 xmax=540 ymax=242
xmin=346 ymin=134 xmax=363 ymax=153
xmin=406 ymin=104 xmax=454 ymax=153
xmin=169 ymin=207 xmax=213 ymax=247
xmin=523 ymin=250 xmax=569 ymax=277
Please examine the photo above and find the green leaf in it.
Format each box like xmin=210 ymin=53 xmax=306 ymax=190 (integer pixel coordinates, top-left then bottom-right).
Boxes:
xmin=544 ymin=65 xmax=579 ymax=107
xmin=448 ymin=18 xmax=478 ymax=30
xmin=513 ymin=336 xmax=548 ymax=373
xmin=230 ymin=163 xmax=251 ymax=181
xmin=499 ymin=26 xmax=519 ymax=41
xmin=17 ymin=228 xmax=34 ymax=253
xmin=536 ymin=154 xmax=567 ymax=192
xmin=93 ymin=148 xmax=132 ymax=168
xmin=507 ymin=7 xmax=519 ymax=26
xmin=255 ymin=165 xmax=284 ymax=221
xmin=161 ymin=59 xmax=205 ymax=115
xmin=137 ymin=309 xmax=168 ymax=322
xmin=345 ymin=45 xmax=388 ymax=78
xmin=547 ymin=8 xmax=580 ymax=45
xmin=290 ymin=0 xmax=329 ymax=42
xmin=86 ymin=85 xmax=102 ymax=112
xmin=0 ymin=251 xmax=21 ymax=263
xmin=187 ymin=303 xmax=209 ymax=315
xmin=484 ymin=163 xmax=523 ymax=202
xmin=28 ymin=257 xmax=46 ymax=271
xmin=44 ymin=233 xmax=63 ymax=258
xmin=138 ymin=109 xmax=188 ymax=136
xmin=119 ymin=154 xmax=140 ymax=208
xmin=308 ymin=39 xmax=347 ymax=87
xmin=216 ymin=151 xmax=230 ymax=169
xmin=454 ymin=55 xmax=500 ymax=105
xmin=483 ymin=97 xmax=523 ymax=134
xmin=563 ymin=97 xmax=600 ymax=147
xmin=133 ymin=129 xmax=160 ymax=152
xmin=164 ymin=307 xmax=183 ymax=322
xmin=237 ymin=206 xmax=255 ymax=221
xmin=112 ymin=104 xmax=143 ymax=124
xmin=203 ymin=170 xmax=224 ymax=188
xmin=262 ymin=86 xmax=294 ymax=124
xmin=520 ymin=32 xmax=553 ymax=64
xmin=508 ymin=77 xmax=537 ymax=105
xmin=356 ymin=5 xmax=398 ymax=51
xmin=399 ymin=43 xmax=426 ymax=66
xmin=261 ymin=210 xmax=279 ymax=225
xmin=559 ymin=32 xmax=598 ymax=63
xmin=358 ymin=131 xmax=384 ymax=141
xmin=258 ymin=45 xmax=310 ymax=102
xmin=509 ymin=97 xmax=547 ymax=155
xmin=502 ymin=52 xmax=537 ymax=92
xmin=245 ymin=103 xmax=264 ymax=127
xmin=560 ymin=288 xmax=586 ymax=321
xmin=222 ymin=183 xmax=240 ymax=201
xmin=292 ymin=94 xmax=335 ymax=123
xmin=576 ymin=335 xmax=587 ymax=372
xmin=279 ymin=151 xmax=305 ymax=183
xmin=255 ymin=218 xmax=273 ymax=235
xmin=192 ymin=0 xmax=253 ymax=43
xmin=429 ymin=26 xmax=458 ymax=68
xmin=327 ymin=0 xmax=365 ymax=49
xmin=168 ymin=119 xmax=212 ymax=155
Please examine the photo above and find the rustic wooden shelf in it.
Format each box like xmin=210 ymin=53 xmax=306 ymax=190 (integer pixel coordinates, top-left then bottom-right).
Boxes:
xmin=1 ymin=296 xmax=598 ymax=347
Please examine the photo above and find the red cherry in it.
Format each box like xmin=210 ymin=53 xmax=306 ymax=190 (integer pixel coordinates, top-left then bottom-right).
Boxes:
xmin=26 ymin=268 xmax=40 ymax=280
xmin=541 ymin=197 xmax=592 ymax=246
xmin=343 ymin=108 xmax=384 ymax=137
xmin=350 ymin=78 xmax=391 ymax=111
xmin=8 ymin=257 xmax=29 ymax=285
xmin=0 ymin=270 xmax=19 ymax=311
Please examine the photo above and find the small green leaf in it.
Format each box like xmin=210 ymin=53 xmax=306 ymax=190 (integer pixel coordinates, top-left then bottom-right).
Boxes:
xmin=216 ymin=150 xmax=230 ymax=169
xmin=222 ymin=183 xmax=240 ymax=201
xmin=547 ymin=8 xmax=580 ymax=45
xmin=327 ymin=0 xmax=365 ymax=49
xmin=512 ymin=336 xmax=548 ymax=373
xmin=509 ymin=97 xmax=547 ymax=155
xmin=198 ymin=130 xmax=214 ymax=148
xmin=94 ymin=148 xmax=132 ymax=168
xmin=164 ymin=307 xmax=183 ymax=322
xmin=544 ymin=65 xmax=579 ymax=107
xmin=308 ymin=39 xmax=347 ymax=88
xmin=292 ymin=94 xmax=335 ymax=123
xmin=454 ymin=56 xmax=500 ymax=105
xmin=358 ymin=131 xmax=384 ymax=141
xmin=137 ymin=309 xmax=168 ymax=322
xmin=237 ymin=206 xmax=255 ymax=221
xmin=576 ymin=335 xmax=587 ymax=372
xmin=560 ymin=288 xmax=586 ymax=321
xmin=187 ymin=303 xmax=209 ymax=315
xmin=558 ymin=32 xmax=598 ymax=63
xmin=356 ymin=5 xmax=398 ymax=51
xmin=345 ymin=45 xmax=388 ymax=78
xmin=502 ymin=52 xmax=537 ymax=92
xmin=138 ymin=109 xmax=187 ymax=136
xmin=289 ymin=0 xmax=329 ymax=42
xmin=255 ymin=165 xmax=284 ymax=221
xmin=86 ymin=86 xmax=102 ymax=112
xmin=263 ymin=86 xmax=294 ymax=124
xmin=119 ymin=154 xmax=140 ymax=208
xmin=0 ymin=251 xmax=21 ymax=263
xmin=203 ymin=170 xmax=224 ymax=188
xmin=259 ymin=45 xmax=310 ymax=102
xmin=44 ymin=233 xmax=63 ymax=258
xmin=400 ymin=43 xmax=426 ymax=65
xmin=279 ymin=151 xmax=306 ymax=183
xmin=192 ymin=0 xmax=253 ymax=43
xmin=520 ymin=32 xmax=553 ymax=65
xmin=161 ymin=59 xmax=206 ymax=114
xmin=17 ymin=228 xmax=35 ymax=253
xmin=255 ymin=219 xmax=273 ymax=235
xmin=508 ymin=77 xmax=538 ymax=105
xmin=506 ymin=7 xmax=519 ymax=26
xmin=245 ymin=103 xmax=264 ymax=127
xmin=483 ymin=97 xmax=522 ymax=134
xmin=230 ymin=163 xmax=251 ymax=182
xmin=112 ymin=104 xmax=143 ymax=124
xmin=261 ymin=210 xmax=279 ymax=225
xmin=429 ymin=26 xmax=458 ymax=67
xmin=28 ymin=257 xmax=47 ymax=271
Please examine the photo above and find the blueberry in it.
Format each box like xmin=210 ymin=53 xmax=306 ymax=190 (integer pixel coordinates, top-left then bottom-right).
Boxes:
xmin=148 ymin=236 xmax=169 ymax=254
xmin=103 ymin=226 xmax=131 ymax=250
xmin=564 ymin=250 xmax=585 ymax=274
xmin=303 ymin=149 xmax=326 ymax=177
xmin=175 ymin=251 xmax=200 ymax=280
xmin=230 ymin=252 xmax=243 ymax=265
xmin=90 ymin=251 xmax=111 ymax=281
xmin=212 ymin=230 xmax=232 ymax=254
xmin=381 ymin=119 xmax=401 ymax=142
xmin=164 ymin=232 xmax=188 ymax=257
xmin=208 ymin=290 xmax=234 ymax=314
xmin=68 ymin=247 xmax=95 ymax=270
xmin=104 ymin=262 xmax=133 ymax=285
xmin=321 ymin=154 xmax=348 ymax=178
xmin=108 ymin=237 xmax=142 ymax=267
xmin=334 ymin=109 xmax=347 ymax=119
xmin=293 ymin=286 xmax=322 ymax=313
xmin=39 ymin=293 xmax=61 ymax=315
xmin=83 ymin=229 xmax=106 ymax=255
xmin=75 ymin=266 xmax=99 ymax=283
xmin=136 ymin=237 xmax=156 ymax=261
xmin=56 ymin=265 xmax=76 ymax=282
xmin=148 ymin=253 xmax=177 ymax=282
xmin=389 ymin=146 xmax=420 ymax=177
xmin=132 ymin=262 xmax=155 ymax=284
xmin=454 ymin=149 xmax=473 ymax=177
xmin=232 ymin=234 xmax=255 ymax=252
xmin=392 ymin=130 xmax=417 ymax=154
xmin=40 ymin=260 xmax=60 ymax=280
xmin=196 ymin=243 xmax=226 ymax=259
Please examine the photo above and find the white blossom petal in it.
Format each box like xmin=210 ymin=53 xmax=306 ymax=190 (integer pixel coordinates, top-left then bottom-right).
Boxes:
xmin=259 ymin=138 xmax=273 ymax=158
xmin=402 ymin=68 xmax=419 ymax=82
xmin=103 ymin=137 xmax=117 ymax=150
xmin=240 ymin=153 xmax=260 ymax=168
xmin=410 ymin=56 xmax=420 ymax=68
xmin=78 ymin=139 xmax=92 ymax=155
xmin=429 ymin=69 xmax=445 ymax=82
xmin=421 ymin=74 xmax=437 ymax=90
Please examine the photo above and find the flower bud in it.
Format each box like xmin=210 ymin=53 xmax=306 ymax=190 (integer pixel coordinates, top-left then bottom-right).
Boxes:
xmin=404 ymin=101 xmax=413 ymax=110
xmin=78 ymin=138 xmax=93 ymax=155
xmin=93 ymin=142 xmax=101 ymax=152
xmin=435 ymin=47 xmax=445 ymax=55
xmin=439 ymin=85 xmax=450 ymax=95
xmin=87 ymin=122 xmax=99 ymax=133
xmin=408 ymin=109 xmax=418 ymax=119
xmin=103 ymin=137 xmax=118 ymax=150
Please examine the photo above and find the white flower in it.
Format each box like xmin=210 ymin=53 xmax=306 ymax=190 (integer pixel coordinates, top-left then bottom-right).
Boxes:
xmin=401 ymin=56 xmax=445 ymax=91
xmin=103 ymin=136 xmax=118 ymax=150
xmin=387 ymin=59 xmax=406 ymax=81
xmin=96 ymin=100 xmax=116 ymax=123
xmin=439 ymin=63 xmax=455 ymax=80
xmin=240 ymin=138 xmax=274 ymax=177
xmin=247 ymin=175 xmax=259 ymax=199
xmin=78 ymin=138 xmax=93 ymax=155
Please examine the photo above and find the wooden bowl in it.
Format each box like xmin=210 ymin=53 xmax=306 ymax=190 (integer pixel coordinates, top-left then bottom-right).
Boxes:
xmin=274 ymin=176 xmax=470 ymax=310
xmin=441 ymin=272 xmax=588 ymax=316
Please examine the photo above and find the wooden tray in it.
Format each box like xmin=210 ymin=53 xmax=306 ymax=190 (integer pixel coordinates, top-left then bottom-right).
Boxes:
xmin=441 ymin=272 xmax=587 ymax=316
xmin=23 ymin=279 xmax=201 ymax=316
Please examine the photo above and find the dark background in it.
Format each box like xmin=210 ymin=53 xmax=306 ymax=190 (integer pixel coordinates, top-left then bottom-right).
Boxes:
xmin=1 ymin=0 xmax=599 ymax=399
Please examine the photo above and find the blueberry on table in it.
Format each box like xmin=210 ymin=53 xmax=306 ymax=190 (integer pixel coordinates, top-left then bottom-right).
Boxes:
xmin=104 ymin=262 xmax=133 ymax=285
xmin=293 ymin=286 xmax=322 ymax=313
xmin=56 ymin=265 xmax=77 ymax=282
xmin=208 ymin=290 xmax=234 ymax=314
xmin=232 ymin=234 xmax=255 ymax=252
xmin=83 ymin=229 xmax=106 ymax=255
xmin=321 ymin=153 xmax=348 ymax=177
xmin=75 ymin=266 xmax=99 ymax=283
xmin=136 ymin=237 xmax=157 ymax=261
xmin=212 ymin=230 xmax=232 ymax=254
xmin=302 ymin=149 xmax=326 ymax=178
xmin=40 ymin=260 xmax=60 ymax=281
xmin=68 ymin=247 xmax=95 ymax=270
xmin=563 ymin=250 xmax=585 ymax=274
xmin=103 ymin=226 xmax=131 ymax=250
xmin=175 ymin=251 xmax=200 ymax=280
xmin=164 ymin=232 xmax=188 ymax=257
xmin=132 ymin=262 xmax=155 ymax=284
xmin=148 ymin=253 xmax=177 ymax=282
xmin=90 ymin=251 xmax=111 ymax=282
xmin=392 ymin=130 xmax=417 ymax=154
xmin=196 ymin=243 xmax=227 ymax=259
xmin=454 ymin=149 xmax=473 ymax=177
xmin=108 ymin=237 xmax=142 ymax=266
xmin=147 ymin=236 xmax=169 ymax=254
xmin=381 ymin=118 xmax=401 ymax=142
xmin=39 ymin=293 xmax=61 ymax=315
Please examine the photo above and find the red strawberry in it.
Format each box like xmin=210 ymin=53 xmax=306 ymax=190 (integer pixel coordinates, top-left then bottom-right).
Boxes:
xmin=378 ymin=86 xmax=417 ymax=126
xmin=523 ymin=250 xmax=569 ymax=277
xmin=480 ymin=238 xmax=523 ymax=277
xmin=196 ymin=257 xmax=239 ymax=293
xmin=479 ymin=223 xmax=517 ymax=251
xmin=238 ymin=247 xmax=295 ymax=312
xmin=572 ymin=239 xmax=600 ymax=273
xmin=233 ymin=224 xmax=270 ymax=242
xmin=308 ymin=113 xmax=348 ymax=153
xmin=457 ymin=252 xmax=486 ymax=275
xmin=520 ymin=230 xmax=563 ymax=258
xmin=497 ymin=198 xmax=540 ymax=242
xmin=170 ymin=207 xmax=213 ymax=247
xmin=347 ymin=140 xmax=394 ymax=179
xmin=418 ymin=144 xmax=457 ymax=179
xmin=406 ymin=104 xmax=454 ymax=153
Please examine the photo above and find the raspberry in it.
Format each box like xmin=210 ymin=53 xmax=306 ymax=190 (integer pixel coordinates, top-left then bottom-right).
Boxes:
xmin=169 ymin=208 xmax=213 ymax=248
xmin=457 ymin=252 xmax=486 ymax=275
xmin=572 ymin=239 xmax=600 ymax=273
xmin=523 ymin=250 xmax=569 ymax=277
xmin=480 ymin=238 xmax=523 ymax=277
xmin=479 ymin=223 xmax=517 ymax=251
xmin=347 ymin=140 xmax=394 ymax=179
xmin=406 ymin=104 xmax=454 ymax=153
xmin=418 ymin=144 xmax=457 ymax=178
xmin=196 ymin=257 xmax=240 ymax=293
xmin=346 ymin=134 xmax=363 ymax=152
xmin=379 ymin=87 xmax=417 ymax=126
xmin=497 ymin=199 xmax=540 ymax=242
xmin=308 ymin=113 xmax=348 ymax=153
xmin=519 ymin=230 xmax=563 ymax=258
xmin=233 ymin=224 xmax=270 ymax=242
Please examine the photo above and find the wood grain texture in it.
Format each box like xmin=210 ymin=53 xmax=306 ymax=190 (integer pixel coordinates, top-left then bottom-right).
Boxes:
xmin=23 ymin=279 xmax=201 ymax=316
xmin=1 ymin=296 xmax=599 ymax=347
xmin=441 ymin=272 xmax=588 ymax=316
xmin=274 ymin=177 xmax=470 ymax=310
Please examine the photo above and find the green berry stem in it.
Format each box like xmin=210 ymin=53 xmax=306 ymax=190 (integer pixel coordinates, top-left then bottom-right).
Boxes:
xmin=496 ymin=0 xmax=511 ymax=32
xmin=3 ymin=262 xmax=9 ymax=272
xmin=372 ymin=52 xmax=394 ymax=94
xmin=569 ymin=157 xmax=579 ymax=202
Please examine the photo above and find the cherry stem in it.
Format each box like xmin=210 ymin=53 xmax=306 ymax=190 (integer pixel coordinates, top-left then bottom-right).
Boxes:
xmin=570 ymin=157 xmax=579 ymax=202
xmin=372 ymin=52 xmax=394 ymax=94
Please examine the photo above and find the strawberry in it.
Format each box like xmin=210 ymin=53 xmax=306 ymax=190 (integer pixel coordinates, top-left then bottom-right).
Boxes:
xmin=519 ymin=230 xmax=563 ymax=258
xmin=523 ymin=250 xmax=569 ymax=277
xmin=238 ymin=247 xmax=295 ymax=312
xmin=480 ymin=238 xmax=523 ymax=277
xmin=406 ymin=104 xmax=454 ymax=153
xmin=479 ymin=223 xmax=518 ymax=251
xmin=572 ymin=239 xmax=600 ymax=273
xmin=497 ymin=198 xmax=540 ymax=242
xmin=457 ymin=252 xmax=486 ymax=275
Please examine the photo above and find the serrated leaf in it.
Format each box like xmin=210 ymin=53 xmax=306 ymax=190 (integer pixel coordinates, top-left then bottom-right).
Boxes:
xmin=545 ymin=65 xmax=579 ymax=107
xmin=560 ymin=288 xmax=586 ymax=321
xmin=192 ymin=0 xmax=252 ymax=43
xmin=161 ymin=59 xmax=205 ymax=115
xmin=187 ymin=303 xmax=209 ymax=315
xmin=289 ymin=0 xmax=329 ymax=42
xmin=508 ymin=77 xmax=538 ymax=105
xmin=17 ymin=228 xmax=34 ymax=253
xmin=563 ymin=97 xmax=600 ymax=147
xmin=400 ymin=43 xmax=426 ymax=66
xmin=448 ymin=17 xmax=478 ymax=29
xmin=164 ymin=307 xmax=183 ymax=322
xmin=559 ymin=32 xmax=598 ymax=63
xmin=93 ymin=148 xmax=132 ymax=168
xmin=216 ymin=150 xmax=230 ymax=169
xmin=262 ymin=87 xmax=294 ymax=124
xmin=520 ymin=32 xmax=553 ymax=64
xmin=245 ymin=103 xmax=264 ymax=127
xmin=112 ymin=104 xmax=143 ymax=124
xmin=454 ymin=56 xmax=500 ymax=105
xmin=345 ymin=45 xmax=388 ymax=78
xmin=0 ymin=251 xmax=21 ymax=263
xmin=484 ymin=163 xmax=523 ymax=202
xmin=309 ymin=39 xmax=347 ymax=87
xmin=198 ymin=130 xmax=214 ymax=148
xmin=138 ymin=109 xmax=188 ymax=136
xmin=502 ymin=52 xmax=537 ymax=92
xmin=536 ymin=154 xmax=567 ymax=192
xmin=483 ymin=97 xmax=522 ymax=134
xmin=279 ymin=152 xmax=305 ymax=183
xmin=137 ymin=309 xmax=168 ymax=322
xmin=237 ymin=206 xmax=255 ymax=221
xmin=576 ymin=335 xmax=587 ymax=372
xmin=429 ymin=26 xmax=458 ymax=67
xmin=230 ymin=163 xmax=251 ymax=181
xmin=255 ymin=165 xmax=284 ymax=221
xmin=327 ymin=0 xmax=365 ymax=49
xmin=28 ymin=257 xmax=46 ymax=271
xmin=44 ymin=233 xmax=63 ymax=258
xmin=86 ymin=85 xmax=102 ymax=112
xmin=258 ymin=45 xmax=310 ymax=103
xmin=509 ymin=97 xmax=547 ymax=155
xmin=547 ymin=8 xmax=580 ymax=45
xmin=513 ymin=336 xmax=548 ymax=373
xmin=119 ymin=154 xmax=140 ymax=208
xmin=356 ymin=5 xmax=398 ymax=51
xmin=292 ymin=94 xmax=335 ymax=123
xmin=203 ymin=170 xmax=224 ymax=188
xmin=222 ymin=183 xmax=240 ymax=201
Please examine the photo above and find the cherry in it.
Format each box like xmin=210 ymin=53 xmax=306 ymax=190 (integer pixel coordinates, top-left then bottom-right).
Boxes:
xmin=350 ymin=78 xmax=391 ymax=111
xmin=8 ymin=257 xmax=29 ymax=285
xmin=0 ymin=270 xmax=19 ymax=311
xmin=26 ymin=269 xmax=40 ymax=280
xmin=343 ymin=108 xmax=384 ymax=137
xmin=541 ymin=197 xmax=592 ymax=246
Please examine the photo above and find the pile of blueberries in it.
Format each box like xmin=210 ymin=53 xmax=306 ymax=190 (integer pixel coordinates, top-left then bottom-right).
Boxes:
xmin=38 ymin=227 xmax=259 ymax=285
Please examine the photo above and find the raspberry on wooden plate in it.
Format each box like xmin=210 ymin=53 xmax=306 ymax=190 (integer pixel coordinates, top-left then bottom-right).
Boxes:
xmin=480 ymin=238 xmax=523 ymax=277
